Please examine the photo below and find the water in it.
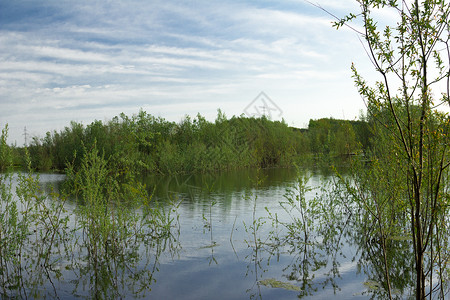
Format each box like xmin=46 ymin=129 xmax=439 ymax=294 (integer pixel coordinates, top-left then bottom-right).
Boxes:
xmin=143 ymin=168 xmax=370 ymax=299
xmin=1 ymin=167 xmax=413 ymax=299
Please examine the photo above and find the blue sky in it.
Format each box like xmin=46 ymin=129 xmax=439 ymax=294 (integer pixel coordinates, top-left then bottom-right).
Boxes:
xmin=0 ymin=0 xmax=372 ymax=145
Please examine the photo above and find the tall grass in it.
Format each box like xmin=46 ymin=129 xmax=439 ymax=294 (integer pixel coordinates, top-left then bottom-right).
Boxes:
xmin=0 ymin=125 xmax=71 ymax=298
xmin=65 ymin=142 xmax=181 ymax=298
xmin=0 ymin=126 xmax=181 ymax=298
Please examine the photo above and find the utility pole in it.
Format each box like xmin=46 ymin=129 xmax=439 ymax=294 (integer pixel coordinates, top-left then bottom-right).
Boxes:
xmin=23 ymin=126 xmax=28 ymax=147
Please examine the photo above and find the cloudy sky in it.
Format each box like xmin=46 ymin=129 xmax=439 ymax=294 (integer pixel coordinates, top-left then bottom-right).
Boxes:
xmin=0 ymin=0 xmax=373 ymax=145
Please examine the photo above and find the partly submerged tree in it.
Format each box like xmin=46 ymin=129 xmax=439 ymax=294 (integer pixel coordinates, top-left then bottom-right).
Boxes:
xmin=332 ymin=0 xmax=450 ymax=299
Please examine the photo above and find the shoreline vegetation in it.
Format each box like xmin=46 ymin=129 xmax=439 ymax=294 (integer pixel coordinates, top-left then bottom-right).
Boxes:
xmin=0 ymin=110 xmax=371 ymax=298
xmin=1 ymin=109 xmax=371 ymax=175
xmin=1 ymin=101 xmax=450 ymax=298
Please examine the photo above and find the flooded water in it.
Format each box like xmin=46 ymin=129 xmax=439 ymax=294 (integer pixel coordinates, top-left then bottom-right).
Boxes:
xmin=144 ymin=168 xmax=370 ymax=299
xmin=2 ymin=167 xmax=415 ymax=299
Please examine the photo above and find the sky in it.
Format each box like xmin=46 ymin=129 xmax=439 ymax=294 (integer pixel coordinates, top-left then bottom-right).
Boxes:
xmin=0 ymin=0 xmax=374 ymax=146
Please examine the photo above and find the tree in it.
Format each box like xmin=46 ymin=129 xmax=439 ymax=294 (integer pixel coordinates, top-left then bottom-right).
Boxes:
xmin=334 ymin=1 xmax=450 ymax=298
xmin=0 ymin=125 xmax=12 ymax=171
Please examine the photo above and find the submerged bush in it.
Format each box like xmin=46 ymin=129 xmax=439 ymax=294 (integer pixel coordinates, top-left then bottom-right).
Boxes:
xmin=0 ymin=125 xmax=180 ymax=298
xmin=0 ymin=148 xmax=71 ymax=298
xmin=24 ymin=110 xmax=311 ymax=175
xmin=65 ymin=143 xmax=180 ymax=298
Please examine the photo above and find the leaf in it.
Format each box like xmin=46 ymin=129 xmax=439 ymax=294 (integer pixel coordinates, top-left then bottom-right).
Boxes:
xmin=199 ymin=242 xmax=219 ymax=249
xmin=259 ymin=278 xmax=302 ymax=292
xmin=364 ymin=280 xmax=383 ymax=290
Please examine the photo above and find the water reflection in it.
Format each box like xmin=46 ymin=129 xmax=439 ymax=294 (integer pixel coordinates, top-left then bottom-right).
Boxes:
xmin=240 ymin=175 xmax=357 ymax=299
xmin=238 ymin=168 xmax=421 ymax=299
xmin=1 ymin=166 xmax=440 ymax=299
xmin=67 ymin=231 xmax=180 ymax=299
xmin=349 ymin=209 xmax=415 ymax=298
xmin=145 ymin=167 xmax=300 ymax=200
xmin=0 ymin=171 xmax=181 ymax=299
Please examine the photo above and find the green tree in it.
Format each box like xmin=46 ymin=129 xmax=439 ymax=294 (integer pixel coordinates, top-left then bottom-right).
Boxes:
xmin=23 ymin=109 xmax=312 ymax=175
xmin=0 ymin=125 xmax=12 ymax=172
xmin=333 ymin=122 xmax=357 ymax=155
xmin=335 ymin=1 xmax=450 ymax=298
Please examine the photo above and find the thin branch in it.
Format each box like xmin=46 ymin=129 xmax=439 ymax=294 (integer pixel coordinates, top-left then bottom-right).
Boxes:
xmin=304 ymin=1 xmax=365 ymax=35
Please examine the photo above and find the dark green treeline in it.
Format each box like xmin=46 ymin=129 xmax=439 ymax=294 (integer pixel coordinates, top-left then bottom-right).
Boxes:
xmin=2 ymin=110 xmax=371 ymax=174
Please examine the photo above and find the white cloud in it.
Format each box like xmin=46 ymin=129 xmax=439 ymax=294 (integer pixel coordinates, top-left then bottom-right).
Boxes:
xmin=236 ymin=7 xmax=332 ymax=30
xmin=28 ymin=46 xmax=110 ymax=63
xmin=0 ymin=0 xmax=372 ymax=144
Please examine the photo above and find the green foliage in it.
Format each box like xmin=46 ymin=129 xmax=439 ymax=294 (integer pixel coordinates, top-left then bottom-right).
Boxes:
xmin=10 ymin=107 xmax=378 ymax=176
xmin=276 ymin=169 xmax=315 ymax=243
xmin=65 ymin=143 xmax=181 ymax=298
xmin=307 ymin=118 xmax=370 ymax=156
xmin=335 ymin=0 xmax=450 ymax=298
xmin=23 ymin=110 xmax=315 ymax=175
xmin=259 ymin=168 xmax=359 ymax=298
xmin=0 ymin=125 xmax=12 ymax=172
xmin=0 ymin=139 xmax=181 ymax=298
xmin=0 ymin=150 xmax=71 ymax=298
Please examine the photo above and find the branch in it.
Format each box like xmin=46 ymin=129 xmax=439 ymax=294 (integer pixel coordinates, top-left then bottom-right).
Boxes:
xmin=304 ymin=1 xmax=365 ymax=35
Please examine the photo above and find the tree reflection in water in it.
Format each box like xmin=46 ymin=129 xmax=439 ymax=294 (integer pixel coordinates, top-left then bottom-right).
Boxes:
xmin=243 ymin=170 xmax=432 ymax=299
xmin=0 ymin=150 xmax=182 ymax=299
xmin=2 ymin=166 xmax=448 ymax=299
xmin=69 ymin=229 xmax=180 ymax=299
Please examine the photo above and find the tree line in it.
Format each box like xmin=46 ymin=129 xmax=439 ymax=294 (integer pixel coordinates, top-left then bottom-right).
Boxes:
xmin=1 ymin=109 xmax=371 ymax=174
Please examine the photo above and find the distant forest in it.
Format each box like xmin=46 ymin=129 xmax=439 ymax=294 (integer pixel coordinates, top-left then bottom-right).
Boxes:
xmin=1 ymin=109 xmax=371 ymax=174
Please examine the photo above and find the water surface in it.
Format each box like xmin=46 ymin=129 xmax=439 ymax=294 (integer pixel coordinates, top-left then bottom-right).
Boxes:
xmin=3 ymin=167 xmax=409 ymax=299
